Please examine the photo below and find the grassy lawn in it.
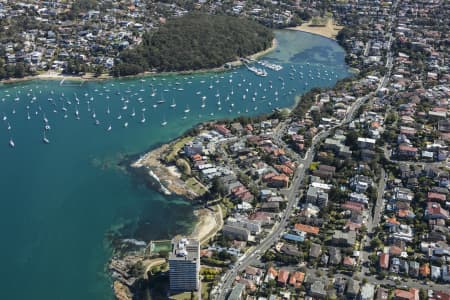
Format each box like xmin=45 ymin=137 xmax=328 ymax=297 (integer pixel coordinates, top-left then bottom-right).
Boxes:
xmin=201 ymin=282 xmax=213 ymax=300
xmin=170 ymin=281 xmax=211 ymax=300
xmin=165 ymin=136 xmax=194 ymax=162
xmin=186 ymin=177 xmax=208 ymax=196
xmin=170 ymin=292 xmax=195 ymax=300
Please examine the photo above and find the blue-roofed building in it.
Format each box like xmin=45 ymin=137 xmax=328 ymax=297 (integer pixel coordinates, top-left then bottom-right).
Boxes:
xmin=283 ymin=233 xmax=305 ymax=242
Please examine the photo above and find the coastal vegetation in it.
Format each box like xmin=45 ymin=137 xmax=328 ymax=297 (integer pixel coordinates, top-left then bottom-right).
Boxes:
xmin=113 ymin=13 xmax=274 ymax=75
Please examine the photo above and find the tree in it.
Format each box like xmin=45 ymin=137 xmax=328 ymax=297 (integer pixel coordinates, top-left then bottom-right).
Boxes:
xmin=370 ymin=237 xmax=382 ymax=250
xmin=117 ymin=13 xmax=274 ymax=74
xmin=14 ymin=62 xmax=25 ymax=78
xmin=94 ymin=65 xmax=104 ymax=77
xmin=419 ymin=288 xmax=428 ymax=300
xmin=211 ymin=177 xmax=227 ymax=197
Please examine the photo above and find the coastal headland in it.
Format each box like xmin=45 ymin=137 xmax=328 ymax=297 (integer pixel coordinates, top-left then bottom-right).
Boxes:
xmin=131 ymin=138 xmax=207 ymax=200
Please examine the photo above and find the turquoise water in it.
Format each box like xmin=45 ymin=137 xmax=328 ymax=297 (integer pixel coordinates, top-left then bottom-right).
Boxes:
xmin=0 ymin=30 xmax=349 ymax=300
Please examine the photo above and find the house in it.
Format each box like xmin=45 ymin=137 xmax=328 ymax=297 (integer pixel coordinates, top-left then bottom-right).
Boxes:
xmin=260 ymin=202 xmax=280 ymax=213
xmin=399 ymin=259 xmax=409 ymax=274
xmin=357 ymin=137 xmax=376 ymax=149
xmin=346 ymin=278 xmax=360 ymax=299
xmin=309 ymin=280 xmax=327 ymax=298
xmin=226 ymin=217 xmax=261 ymax=234
xmin=306 ymin=186 xmax=329 ymax=208
xmin=376 ymin=288 xmax=389 ymax=300
xmin=294 ymin=223 xmax=320 ymax=236
xmin=431 ymin=265 xmax=441 ymax=281
xmin=350 ymin=175 xmax=371 ymax=193
xmin=331 ymin=230 xmax=357 ymax=247
xmin=222 ymin=225 xmax=250 ymax=241
xmin=214 ymin=124 xmax=231 ymax=136
xmin=343 ymin=256 xmax=356 ymax=268
xmin=283 ymin=232 xmax=305 ymax=243
xmin=265 ymin=267 xmax=278 ymax=282
xmin=280 ymin=244 xmax=301 ymax=257
xmin=267 ymin=174 xmax=289 ymax=188
xmin=441 ymin=265 xmax=450 ymax=282
xmin=427 ymin=192 xmax=446 ymax=203
xmin=288 ymin=271 xmax=305 ymax=289
xmin=277 ymin=269 xmax=289 ymax=286
xmin=349 ymin=192 xmax=369 ymax=205
xmin=379 ymin=253 xmax=389 ymax=269
xmin=394 ymin=288 xmax=419 ymax=300
xmin=419 ymin=263 xmax=430 ymax=278
xmin=333 ymin=276 xmax=347 ymax=294
xmin=429 ymin=291 xmax=450 ymax=300
xmin=409 ymin=261 xmax=420 ymax=278
xmin=398 ymin=144 xmax=418 ymax=158
xmin=390 ymin=224 xmax=414 ymax=242
xmin=228 ymin=283 xmax=246 ymax=300
xmin=309 ymin=243 xmax=322 ymax=259
xmin=425 ymin=202 xmax=449 ymax=220
xmin=244 ymin=266 xmax=264 ymax=285
xmin=329 ymin=247 xmax=342 ymax=265
xmin=360 ymin=283 xmax=375 ymax=300
xmin=230 ymin=122 xmax=244 ymax=134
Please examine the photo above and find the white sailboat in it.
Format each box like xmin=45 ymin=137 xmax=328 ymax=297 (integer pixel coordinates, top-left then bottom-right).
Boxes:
xmin=170 ymin=98 xmax=176 ymax=108
xmin=43 ymin=131 xmax=50 ymax=144
xmin=75 ymin=107 xmax=80 ymax=120
xmin=141 ymin=112 xmax=146 ymax=123
xmin=9 ymin=138 xmax=15 ymax=148
xmin=184 ymin=105 xmax=190 ymax=113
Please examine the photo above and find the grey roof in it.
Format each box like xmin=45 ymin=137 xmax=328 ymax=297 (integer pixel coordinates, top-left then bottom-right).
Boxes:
xmin=310 ymin=280 xmax=327 ymax=297
xmin=346 ymin=278 xmax=360 ymax=296
xmin=228 ymin=283 xmax=245 ymax=300
xmin=360 ymin=283 xmax=375 ymax=300
xmin=309 ymin=243 xmax=322 ymax=258
xmin=169 ymin=237 xmax=199 ymax=261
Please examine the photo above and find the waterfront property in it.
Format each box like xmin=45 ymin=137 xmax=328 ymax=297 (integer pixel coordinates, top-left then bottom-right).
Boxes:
xmin=169 ymin=237 xmax=200 ymax=292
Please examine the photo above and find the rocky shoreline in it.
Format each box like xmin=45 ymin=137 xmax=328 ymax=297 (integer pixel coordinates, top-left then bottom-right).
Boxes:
xmin=131 ymin=140 xmax=205 ymax=201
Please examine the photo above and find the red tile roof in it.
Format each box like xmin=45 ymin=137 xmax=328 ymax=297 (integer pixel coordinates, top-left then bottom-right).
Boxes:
xmin=428 ymin=192 xmax=446 ymax=202
xmin=288 ymin=271 xmax=305 ymax=288
xmin=294 ymin=223 xmax=320 ymax=235
xmin=277 ymin=269 xmax=289 ymax=284
xmin=379 ymin=253 xmax=389 ymax=269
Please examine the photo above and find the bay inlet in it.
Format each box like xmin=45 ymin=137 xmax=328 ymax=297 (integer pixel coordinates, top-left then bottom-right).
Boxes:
xmin=0 ymin=30 xmax=350 ymax=300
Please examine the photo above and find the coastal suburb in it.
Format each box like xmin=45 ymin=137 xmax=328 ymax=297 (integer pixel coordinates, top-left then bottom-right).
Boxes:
xmin=0 ymin=1 xmax=449 ymax=300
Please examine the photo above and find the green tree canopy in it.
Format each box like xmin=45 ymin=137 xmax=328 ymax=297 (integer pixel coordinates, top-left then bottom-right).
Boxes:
xmin=115 ymin=13 xmax=274 ymax=75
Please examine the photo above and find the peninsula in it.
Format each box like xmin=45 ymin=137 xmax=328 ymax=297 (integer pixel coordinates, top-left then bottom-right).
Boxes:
xmin=112 ymin=14 xmax=275 ymax=76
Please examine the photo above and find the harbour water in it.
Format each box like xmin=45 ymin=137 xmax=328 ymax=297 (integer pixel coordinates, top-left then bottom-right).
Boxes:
xmin=0 ymin=30 xmax=350 ymax=300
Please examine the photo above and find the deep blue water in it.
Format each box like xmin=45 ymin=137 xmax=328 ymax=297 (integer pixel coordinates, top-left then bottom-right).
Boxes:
xmin=0 ymin=30 xmax=349 ymax=299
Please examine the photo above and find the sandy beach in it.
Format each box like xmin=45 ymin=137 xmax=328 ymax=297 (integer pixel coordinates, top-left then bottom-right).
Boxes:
xmin=288 ymin=18 xmax=343 ymax=40
xmin=189 ymin=205 xmax=224 ymax=245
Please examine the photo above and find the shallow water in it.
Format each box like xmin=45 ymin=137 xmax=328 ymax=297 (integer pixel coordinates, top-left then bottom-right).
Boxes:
xmin=0 ymin=30 xmax=349 ymax=300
